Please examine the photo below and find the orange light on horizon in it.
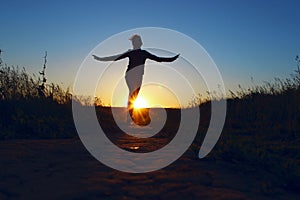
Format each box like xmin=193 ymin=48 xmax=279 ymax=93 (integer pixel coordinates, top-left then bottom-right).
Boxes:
xmin=133 ymin=96 xmax=149 ymax=109
xmin=108 ymin=83 xmax=182 ymax=108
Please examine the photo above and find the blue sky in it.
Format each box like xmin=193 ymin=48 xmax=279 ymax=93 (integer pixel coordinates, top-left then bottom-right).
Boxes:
xmin=1 ymin=0 xmax=300 ymax=96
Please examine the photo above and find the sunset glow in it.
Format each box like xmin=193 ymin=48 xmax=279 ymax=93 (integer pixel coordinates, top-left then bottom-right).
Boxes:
xmin=133 ymin=97 xmax=149 ymax=109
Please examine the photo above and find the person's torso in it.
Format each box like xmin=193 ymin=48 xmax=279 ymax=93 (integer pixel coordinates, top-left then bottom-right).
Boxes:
xmin=126 ymin=49 xmax=149 ymax=72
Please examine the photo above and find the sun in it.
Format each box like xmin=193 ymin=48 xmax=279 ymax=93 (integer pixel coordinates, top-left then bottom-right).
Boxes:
xmin=133 ymin=97 xmax=149 ymax=109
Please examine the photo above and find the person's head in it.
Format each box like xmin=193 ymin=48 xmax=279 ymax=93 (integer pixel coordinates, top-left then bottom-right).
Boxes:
xmin=129 ymin=34 xmax=143 ymax=49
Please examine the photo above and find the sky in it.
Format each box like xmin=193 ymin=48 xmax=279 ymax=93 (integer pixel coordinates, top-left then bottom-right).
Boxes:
xmin=1 ymin=0 xmax=300 ymax=107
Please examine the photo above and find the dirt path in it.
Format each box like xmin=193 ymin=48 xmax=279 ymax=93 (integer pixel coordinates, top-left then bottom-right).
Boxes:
xmin=0 ymin=138 xmax=297 ymax=200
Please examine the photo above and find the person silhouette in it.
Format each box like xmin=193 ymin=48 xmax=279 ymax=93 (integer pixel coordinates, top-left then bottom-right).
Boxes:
xmin=93 ymin=34 xmax=179 ymax=125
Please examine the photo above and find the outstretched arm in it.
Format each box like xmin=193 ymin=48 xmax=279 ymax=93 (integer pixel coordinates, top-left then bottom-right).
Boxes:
xmin=92 ymin=52 xmax=127 ymax=62
xmin=147 ymin=53 xmax=180 ymax=62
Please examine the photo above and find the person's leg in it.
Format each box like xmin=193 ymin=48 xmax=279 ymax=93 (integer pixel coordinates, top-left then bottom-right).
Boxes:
xmin=125 ymin=72 xmax=143 ymax=121
xmin=125 ymin=68 xmax=151 ymax=126
xmin=127 ymin=87 xmax=140 ymax=117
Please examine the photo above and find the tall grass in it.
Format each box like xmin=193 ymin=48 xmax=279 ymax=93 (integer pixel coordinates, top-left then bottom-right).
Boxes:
xmin=0 ymin=64 xmax=74 ymax=139
xmin=192 ymin=65 xmax=300 ymax=193
xmin=0 ymin=64 xmax=71 ymax=103
xmin=0 ymin=65 xmax=40 ymax=100
xmin=230 ymin=67 xmax=300 ymax=99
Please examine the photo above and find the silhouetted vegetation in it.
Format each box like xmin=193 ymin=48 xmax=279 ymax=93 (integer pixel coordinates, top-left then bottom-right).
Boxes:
xmin=0 ymin=64 xmax=74 ymax=139
xmin=193 ymin=64 xmax=300 ymax=194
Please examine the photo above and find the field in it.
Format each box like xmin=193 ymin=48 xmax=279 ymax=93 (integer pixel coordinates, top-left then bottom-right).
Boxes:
xmin=0 ymin=64 xmax=299 ymax=199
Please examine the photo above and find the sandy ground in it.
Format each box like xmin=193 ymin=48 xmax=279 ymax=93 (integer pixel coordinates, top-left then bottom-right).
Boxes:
xmin=0 ymin=136 xmax=298 ymax=200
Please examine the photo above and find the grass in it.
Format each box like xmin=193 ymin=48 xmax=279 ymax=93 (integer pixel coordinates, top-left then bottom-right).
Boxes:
xmin=192 ymin=66 xmax=300 ymax=193
xmin=0 ymin=64 xmax=74 ymax=139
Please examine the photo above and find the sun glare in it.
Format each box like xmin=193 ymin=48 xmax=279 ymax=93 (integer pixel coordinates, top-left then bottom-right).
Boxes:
xmin=133 ymin=97 xmax=149 ymax=109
